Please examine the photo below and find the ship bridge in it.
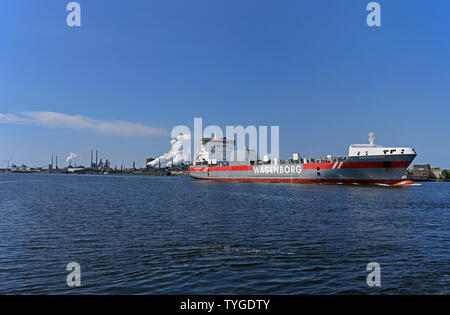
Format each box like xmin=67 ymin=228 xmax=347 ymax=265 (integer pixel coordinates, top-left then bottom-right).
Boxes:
xmin=348 ymin=132 xmax=416 ymax=157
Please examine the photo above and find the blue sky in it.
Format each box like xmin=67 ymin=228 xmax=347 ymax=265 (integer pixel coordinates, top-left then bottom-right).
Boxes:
xmin=1 ymin=0 xmax=449 ymax=168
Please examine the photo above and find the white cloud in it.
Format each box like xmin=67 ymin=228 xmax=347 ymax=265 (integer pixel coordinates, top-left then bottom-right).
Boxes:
xmin=0 ymin=111 xmax=167 ymax=137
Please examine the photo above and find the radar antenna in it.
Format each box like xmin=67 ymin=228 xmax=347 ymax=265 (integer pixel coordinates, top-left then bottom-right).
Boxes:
xmin=369 ymin=132 xmax=375 ymax=145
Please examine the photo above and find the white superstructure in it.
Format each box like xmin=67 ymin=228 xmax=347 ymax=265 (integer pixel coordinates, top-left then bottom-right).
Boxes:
xmin=348 ymin=132 xmax=416 ymax=157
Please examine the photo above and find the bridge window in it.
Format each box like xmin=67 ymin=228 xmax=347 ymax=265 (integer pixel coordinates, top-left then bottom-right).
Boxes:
xmin=390 ymin=149 xmax=396 ymax=154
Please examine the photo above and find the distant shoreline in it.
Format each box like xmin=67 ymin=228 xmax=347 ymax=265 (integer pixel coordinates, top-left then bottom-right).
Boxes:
xmin=0 ymin=170 xmax=189 ymax=176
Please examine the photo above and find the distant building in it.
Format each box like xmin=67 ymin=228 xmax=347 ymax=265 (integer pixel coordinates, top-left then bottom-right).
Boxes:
xmin=408 ymin=164 xmax=445 ymax=180
xmin=67 ymin=166 xmax=85 ymax=173
xmin=430 ymin=168 xmax=443 ymax=179
xmin=105 ymin=159 xmax=111 ymax=171
xmin=412 ymin=164 xmax=431 ymax=177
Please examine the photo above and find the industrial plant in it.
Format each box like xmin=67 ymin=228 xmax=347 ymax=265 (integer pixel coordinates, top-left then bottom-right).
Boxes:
xmin=0 ymin=149 xmax=189 ymax=176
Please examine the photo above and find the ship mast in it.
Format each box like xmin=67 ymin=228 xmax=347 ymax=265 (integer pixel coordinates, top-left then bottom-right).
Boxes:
xmin=369 ymin=132 xmax=375 ymax=146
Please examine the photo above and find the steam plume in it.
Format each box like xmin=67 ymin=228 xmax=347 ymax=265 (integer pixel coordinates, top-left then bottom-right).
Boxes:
xmin=66 ymin=153 xmax=78 ymax=166
xmin=148 ymin=134 xmax=191 ymax=167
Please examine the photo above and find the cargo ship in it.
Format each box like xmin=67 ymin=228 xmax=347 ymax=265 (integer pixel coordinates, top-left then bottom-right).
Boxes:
xmin=189 ymin=133 xmax=417 ymax=186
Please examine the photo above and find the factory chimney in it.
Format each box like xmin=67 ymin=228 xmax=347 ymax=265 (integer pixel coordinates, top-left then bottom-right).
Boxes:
xmin=55 ymin=156 xmax=58 ymax=170
xmin=96 ymin=150 xmax=98 ymax=166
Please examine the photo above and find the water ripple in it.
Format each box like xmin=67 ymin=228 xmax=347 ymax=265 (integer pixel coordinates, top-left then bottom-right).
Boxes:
xmin=0 ymin=173 xmax=448 ymax=294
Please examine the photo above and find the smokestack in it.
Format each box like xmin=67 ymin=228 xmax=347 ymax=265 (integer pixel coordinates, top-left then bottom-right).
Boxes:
xmin=51 ymin=156 xmax=53 ymax=169
xmin=55 ymin=156 xmax=58 ymax=170
xmin=96 ymin=150 xmax=98 ymax=166
xmin=91 ymin=150 xmax=93 ymax=166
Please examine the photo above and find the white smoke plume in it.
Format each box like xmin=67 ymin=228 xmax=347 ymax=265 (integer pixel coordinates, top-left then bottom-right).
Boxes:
xmin=148 ymin=134 xmax=191 ymax=167
xmin=66 ymin=153 xmax=78 ymax=166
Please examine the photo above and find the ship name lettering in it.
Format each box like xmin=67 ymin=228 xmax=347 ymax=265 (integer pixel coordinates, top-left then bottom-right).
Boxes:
xmin=253 ymin=165 xmax=302 ymax=174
